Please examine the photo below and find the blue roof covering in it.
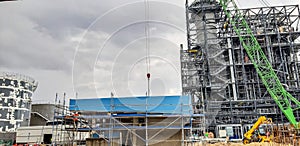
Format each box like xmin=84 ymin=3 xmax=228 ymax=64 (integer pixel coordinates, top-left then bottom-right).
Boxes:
xmin=69 ymin=95 xmax=192 ymax=115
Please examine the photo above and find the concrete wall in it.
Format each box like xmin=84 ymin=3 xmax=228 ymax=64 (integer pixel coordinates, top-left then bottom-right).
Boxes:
xmin=149 ymin=130 xmax=182 ymax=146
xmin=30 ymin=113 xmax=48 ymax=126
xmin=16 ymin=126 xmax=53 ymax=144
xmin=86 ymin=138 xmax=108 ymax=146
xmin=100 ymin=130 xmax=183 ymax=146
xmin=16 ymin=125 xmax=89 ymax=144
xmin=31 ymin=104 xmax=65 ymax=121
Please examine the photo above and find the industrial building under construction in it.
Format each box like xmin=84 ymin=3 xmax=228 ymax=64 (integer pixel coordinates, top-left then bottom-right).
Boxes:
xmin=182 ymin=0 xmax=300 ymax=133
xmin=45 ymin=0 xmax=300 ymax=145
xmin=7 ymin=0 xmax=300 ymax=145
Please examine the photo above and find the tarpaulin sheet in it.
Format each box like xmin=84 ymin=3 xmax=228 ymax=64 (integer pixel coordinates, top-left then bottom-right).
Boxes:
xmin=69 ymin=95 xmax=192 ymax=114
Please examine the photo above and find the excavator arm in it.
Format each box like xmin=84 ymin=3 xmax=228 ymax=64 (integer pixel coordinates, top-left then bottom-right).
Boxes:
xmin=218 ymin=0 xmax=300 ymax=128
xmin=243 ymin=116 xmax=272 ymax=144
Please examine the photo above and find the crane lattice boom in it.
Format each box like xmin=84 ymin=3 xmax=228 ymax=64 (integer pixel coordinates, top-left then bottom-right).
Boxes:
xmin=219 ymin=0 xmax=300 ymax=128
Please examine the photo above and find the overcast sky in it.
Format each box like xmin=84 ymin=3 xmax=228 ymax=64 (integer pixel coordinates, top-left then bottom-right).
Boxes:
xmin=0 ymin=0 xmax=299 ymax=103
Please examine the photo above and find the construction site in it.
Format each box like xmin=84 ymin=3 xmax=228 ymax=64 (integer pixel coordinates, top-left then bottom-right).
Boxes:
xmin=183 ymin=0 xmax=300 ymax=135
xmin=3 ymin=0 xmax=300 ymax=145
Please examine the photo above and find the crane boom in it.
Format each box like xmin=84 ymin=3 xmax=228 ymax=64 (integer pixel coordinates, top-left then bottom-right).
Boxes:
xmin=218 ymin=0 xmax=300 ymax=128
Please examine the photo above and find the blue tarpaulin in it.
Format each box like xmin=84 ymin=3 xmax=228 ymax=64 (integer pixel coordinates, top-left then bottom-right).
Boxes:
xmin=69 ymin=95 xmax=192 ymax=115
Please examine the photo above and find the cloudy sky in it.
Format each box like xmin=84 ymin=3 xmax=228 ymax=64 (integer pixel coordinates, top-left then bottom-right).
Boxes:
xmin=0 ymin=0 xmax=299 ymax=103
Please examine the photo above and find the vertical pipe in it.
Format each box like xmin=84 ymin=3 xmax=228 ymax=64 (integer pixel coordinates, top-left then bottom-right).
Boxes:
xmin=289 ymin=6 xmax=300 ymax=88
xmin=276 ymin=9 xmax=286 ymax=85
xmin=227 ymin=35 xmax=237 ymax=101
xmin=51 ymin=93 xmax=57 ymax=146
xmin=145 ymin=95 xmax=148 ymax=146
xmin=147 ymin=75 xmax=150 ymax=97
xmin=185 ymin=0 xmax=191 ymax=50
xmin=27 ymin=132 xmax=30 ymax=144
xmin=54 ymin=93 xmax=58 ymax=145
xmin=295 ymin=6 xmax=300 ymax=87
xmin=119 ymin=132 xmax=122 ymax=146
xmin=180 ymin=44 xmax=184 ymax=96
xmin=132 ymin=118 xmax=137 ymax=146
xmin=63 ymin=93 xmax=66 ymax=116
xmin=146 ymin=74 xmax=150 ymax=146
xmin=109 ymin=95 xmax=114 ymax=146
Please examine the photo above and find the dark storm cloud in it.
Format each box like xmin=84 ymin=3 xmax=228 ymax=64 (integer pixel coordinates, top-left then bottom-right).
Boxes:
xmin=72 ymin=1 xmax=186 ymax=97
xmin=0 ymin=0 xmax=148 ymax=72
xmin=1 ymin=0 xmax=298 ymax=102
xmin=0 ymin=15 xmax=71 ymax=71
xmin=17 ymin=0 xmax=138 ymax=39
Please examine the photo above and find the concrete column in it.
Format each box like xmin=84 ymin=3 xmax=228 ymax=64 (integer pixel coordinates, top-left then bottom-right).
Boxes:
xmin=132 ymin=118 xmax=138 ymax=146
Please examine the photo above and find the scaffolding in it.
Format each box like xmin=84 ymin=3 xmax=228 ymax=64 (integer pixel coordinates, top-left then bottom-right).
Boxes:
xmin=183 ymin=0 xmax=300 ymax=137
xmin=67 ymin=95 xmax=206 ymax=146
xmin=50 ymin=95 xmax=89 ymax=145
xmin=47 ymin=1 xmax=300 ymax=144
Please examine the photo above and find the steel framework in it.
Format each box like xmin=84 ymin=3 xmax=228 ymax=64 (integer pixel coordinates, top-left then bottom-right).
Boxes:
xmin=182 ymin=0 xmax=300 ymax=136
xmin=51 ymin=96 xmax=207 ymax=146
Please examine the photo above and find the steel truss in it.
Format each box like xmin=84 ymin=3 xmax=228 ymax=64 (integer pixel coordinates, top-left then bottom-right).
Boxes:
xmin=182 ymin=0 xmax=300 ymax=135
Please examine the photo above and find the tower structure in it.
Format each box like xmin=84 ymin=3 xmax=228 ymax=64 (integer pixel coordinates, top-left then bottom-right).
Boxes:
xmin=0 ymin=72 xmax=38 ymax=132
xmin=182 ymin=0 xmax=300 ymax=133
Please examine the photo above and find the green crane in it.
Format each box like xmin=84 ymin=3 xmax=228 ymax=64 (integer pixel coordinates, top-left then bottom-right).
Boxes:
xmin=218 ymin=0 xmax=300 ymax=128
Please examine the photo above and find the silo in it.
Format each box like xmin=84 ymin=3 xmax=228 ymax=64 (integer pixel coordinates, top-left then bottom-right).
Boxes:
xmin=0 ymin=72 xmax=38 ymax=132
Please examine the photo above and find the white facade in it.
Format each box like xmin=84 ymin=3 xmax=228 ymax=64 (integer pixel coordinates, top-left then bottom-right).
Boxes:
xmin=0 ymin=72 xmax=38 ymax=132
xmin=16 ymin=126 xmax=90 ymax=144
xmin=16 ymin=126 xmax=53 ymax=144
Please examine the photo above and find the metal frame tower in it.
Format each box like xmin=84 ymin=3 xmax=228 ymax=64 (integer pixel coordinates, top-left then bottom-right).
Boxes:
xmin=182 ymin=0 xmax=300 ymax=136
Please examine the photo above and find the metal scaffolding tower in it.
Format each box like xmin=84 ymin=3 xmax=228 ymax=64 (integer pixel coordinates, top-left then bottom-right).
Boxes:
xmin=182 ymin=0 xmax=300 ymax=136
xmin=67 ymin=96 xmax=206 ymax=145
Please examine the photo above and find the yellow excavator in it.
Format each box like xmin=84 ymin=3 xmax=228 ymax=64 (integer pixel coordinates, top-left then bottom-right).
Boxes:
xmin=243 ymin=116 xmax=273 ymax=144
xmin=218 ymin=0 xmax=300 ymax=143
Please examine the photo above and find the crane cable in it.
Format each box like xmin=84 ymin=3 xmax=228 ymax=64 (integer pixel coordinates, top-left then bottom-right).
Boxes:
xmin=144 ymin=0 xmax=151 ymax=96
xmin=144 ymin=1 xmax=150 ymax=146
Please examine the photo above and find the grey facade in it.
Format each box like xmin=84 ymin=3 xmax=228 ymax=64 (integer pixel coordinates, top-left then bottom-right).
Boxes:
xmin=182 ymin=0 xmax=300 ymax=132
xmin=30 ymin=103 xmax=65 ymax=126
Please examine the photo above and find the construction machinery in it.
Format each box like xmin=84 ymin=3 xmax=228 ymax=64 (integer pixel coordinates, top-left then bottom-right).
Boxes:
xmin=243 ymin=116 xmax=273 ymax=144
xmin=218 ymin=0 xmax=300 ymax=129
